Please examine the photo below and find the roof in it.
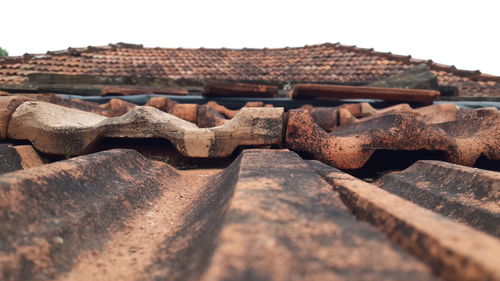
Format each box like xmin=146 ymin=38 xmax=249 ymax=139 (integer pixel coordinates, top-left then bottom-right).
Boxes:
xmin=1 ymin=92 xmax=499 ymax=280
xmin=1 ymin=43 xmax=499 ymax=97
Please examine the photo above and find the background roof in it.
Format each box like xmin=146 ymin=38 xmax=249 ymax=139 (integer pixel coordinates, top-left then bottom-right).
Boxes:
xmin=1 ymin=43 xmax=499 ymax=97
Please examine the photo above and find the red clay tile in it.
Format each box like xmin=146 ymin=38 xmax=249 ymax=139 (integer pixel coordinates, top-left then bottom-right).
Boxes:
xmin=309 ymin=160 xmax=500 ymax=281
xmin=0 ymin=149 xmax=178 ymax=279
xmin=0 ymin=143 xmax=45 ymax=173
xmin=197 ymin=104 xmax=228 ymax=128
xmin=286 ymin=107 xmax=499 ymax=169
xmin=375 ymin=160 xmax=500 ymax=236
xmin=285 ymin=109 xmax=459 ymax=169
xmin=97 ymin=98 xmax=137 ymax=117
xmin=337 ymin=107 xmax=359 ymax=126
xmin=152 ymin=149 xmax=438 ymax=281
xmin=144 ymin=96 xmax=177 ymax=112
xmin=299 ymin=105 xmax=338 ymax=131
xmin=206 ymin=101 xmax=238 ymax=118
xmin=0 ymin=96 xmax=33 ymax=139
xmin=434 ymin=108 xmax=500 ymax=166
xmin=13 ymin=145 xmax=45 ymax=169
xmin=414 ymin=103 xmax=459 ymax=124
xmin=0 ymin=148 xmax=447 ymax=280
xmin=167 ymin=103 xmax=198 ymax=123
xmin=337 ymin=102 xmax=377 ymax=117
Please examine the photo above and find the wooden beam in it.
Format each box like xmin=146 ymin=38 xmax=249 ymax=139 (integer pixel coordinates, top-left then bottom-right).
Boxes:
xmin=203 ymin=81 xmax=278 ymax=98
xmin=101 ymin=85 xmax=188 ymax=96
xmin=290 ymin=84 xmax=440 ymax=104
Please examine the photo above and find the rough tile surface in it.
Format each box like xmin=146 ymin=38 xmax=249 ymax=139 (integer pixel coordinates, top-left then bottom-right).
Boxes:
xmin=0 ymin=149 xmax=176 ymax=281
xmin=146 ymin=149 xmax=438 ymax=281
xmin=7 ymin=101 xmax=283 ymax=157
xmin=434 ymin=108 xmax=500 ymax=166
xmin=376 ymin=160 xmax=500 ymax=236
xmin=286 ymin=109 xmax=459 ymax=169
xmin=309 ymin=160 xmax=500 ymax=281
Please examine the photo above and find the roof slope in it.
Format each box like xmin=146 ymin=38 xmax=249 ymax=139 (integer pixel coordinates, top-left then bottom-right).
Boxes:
xmin=1 ymin=43 xmax=499 ymax=97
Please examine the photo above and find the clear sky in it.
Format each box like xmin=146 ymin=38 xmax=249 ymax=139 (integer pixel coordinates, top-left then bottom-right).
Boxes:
xmin=1 ymin=0 xmax=499 ymax=75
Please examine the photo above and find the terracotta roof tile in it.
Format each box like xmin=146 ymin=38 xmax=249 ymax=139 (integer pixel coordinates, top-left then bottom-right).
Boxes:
xmin=286 ymin=110 xmax=459 ymax=169
xmin=191 ymin=150 xmax=438 ymax=281
xmin=2 ymin=93 xmax=498 ymax=168
xmin=285 ymin=108 xmax=499 ymax=169
xmin=0 ymin=149 xmax=452 ymax=280
xmin=6 ymin=101 xmax=283 ymax=157
xmin=0 ymin=149 xmax=175 ymax=279
xmin=375 ymin=160 xmax=500 ymax=236
xmin=0 ymin=43 xmax=498 ymax=96
xmin=309 ymin=160 xmax=500 ymax=281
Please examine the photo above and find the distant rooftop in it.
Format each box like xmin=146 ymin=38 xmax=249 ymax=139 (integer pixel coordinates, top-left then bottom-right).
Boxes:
xmin=1 ymin=42 xmax=499 ymax=97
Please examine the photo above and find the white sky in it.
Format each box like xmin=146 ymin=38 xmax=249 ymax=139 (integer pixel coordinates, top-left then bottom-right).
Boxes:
xmin=1 ymin=0 xmax=499 ymax=75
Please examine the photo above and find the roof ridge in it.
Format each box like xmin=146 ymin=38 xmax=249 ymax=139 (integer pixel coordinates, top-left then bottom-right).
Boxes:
xmin=0 ymin=44 xmax=117 ymax=65
xmin=323 ymin=42 xmax=500 ymax=82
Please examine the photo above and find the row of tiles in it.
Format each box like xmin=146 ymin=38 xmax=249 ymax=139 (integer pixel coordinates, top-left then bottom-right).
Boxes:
xmin=1 ymin=44 xmax=499 ymax=96
xmin=0 ymin=148 xmax=498 ymax=281
xmin=1 ymin=94 xmax=499 ymax=169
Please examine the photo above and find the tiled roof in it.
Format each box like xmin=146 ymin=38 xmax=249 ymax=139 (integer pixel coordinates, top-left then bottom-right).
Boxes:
xmin=2 ymin=93 xmax=499 ymax=167
xmin=1 ymin=93 xmax=500 ymax=280
xmin=1 ymin=147 xmax=499 ymax=280
xmin=1 ymin=43 xmax=499 ymax=97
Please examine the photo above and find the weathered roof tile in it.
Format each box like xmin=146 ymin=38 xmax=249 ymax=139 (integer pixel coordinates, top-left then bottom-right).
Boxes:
xmin=193 ymin=150 xmax=438 ymax=281
xmin=309 ymin=160 xmax=500 ymax=281
xmin=286 ymin=109 xmax=459 ymax=169
xmin=376 ymin=160 xmax=500 ymax=236
xmin=0 ymin=149 xmax=177 ymax=279
xmin=0 ymin=96 xmax=33 ymax=139
xmin=434 ymin=108 xmax=500 ymax=166
xmin=7 ymin=101 xmax=283 ymax=157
